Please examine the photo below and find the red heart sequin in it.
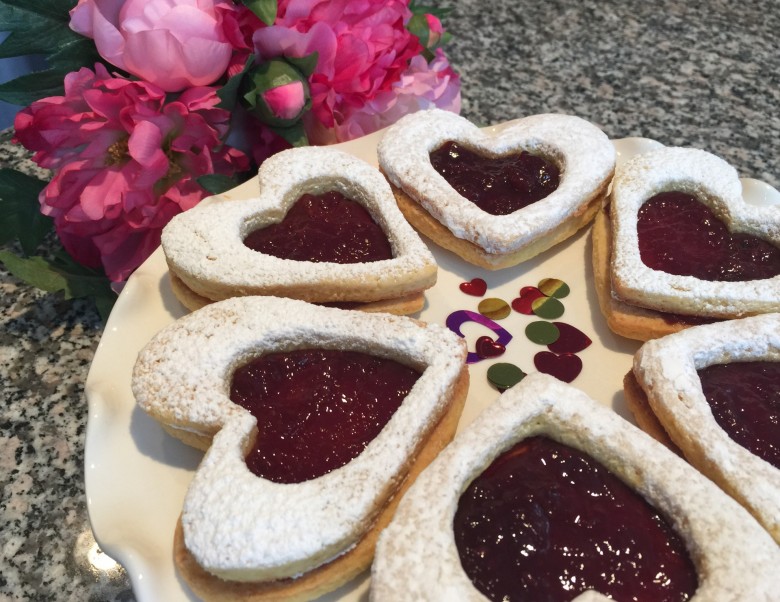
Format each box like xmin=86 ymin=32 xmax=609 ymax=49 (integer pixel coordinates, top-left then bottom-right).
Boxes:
xmin=511 ymin=286 xmax=545 ymax=314
xmin=534 ymin=351 xmax=582 ymax=383
xmin=476 ymin=335 xmax=506 ymax=359
xmin=547 ymin=322 xmax=592 ymax=354
xmin=460 ymin=278 xmax=488 ymax=296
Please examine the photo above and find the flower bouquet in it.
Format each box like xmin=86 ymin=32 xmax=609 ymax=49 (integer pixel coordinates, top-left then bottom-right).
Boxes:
xmin=0 ymin=0 xmax=460 ymax=318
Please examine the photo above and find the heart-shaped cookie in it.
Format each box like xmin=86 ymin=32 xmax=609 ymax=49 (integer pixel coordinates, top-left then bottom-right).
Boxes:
xmin=162 ymin=146 xmax=437 ymax=314
xmin=608 ymin=147 xmax=780 ymax=318
xmin=131 ymin=296 xmax=468 ymax=598
xmin=371 ymin=373 xmax=780 ymax=600
xmin=377 ymin=109 xmax=615 ymax=269
xmin=628 ymin=313 xmax=780 ymax=543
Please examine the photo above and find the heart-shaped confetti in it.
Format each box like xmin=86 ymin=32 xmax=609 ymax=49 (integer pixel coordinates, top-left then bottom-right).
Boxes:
xmin=476 ymin=335 xmax=506 ymax=359
xmin=547 ymin=322 xmax=592 ymax=354
xmin=511 ymin=286 xmax=546 ymax=314
xmin=534 ymin=351 xmax=583 ymax=383
xmin=460 ymin=278 xmax=488 ymax=297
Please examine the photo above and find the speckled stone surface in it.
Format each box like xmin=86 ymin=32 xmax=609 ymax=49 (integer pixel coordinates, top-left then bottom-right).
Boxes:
xmin=1 ymin=1 xmax=779 ymax=600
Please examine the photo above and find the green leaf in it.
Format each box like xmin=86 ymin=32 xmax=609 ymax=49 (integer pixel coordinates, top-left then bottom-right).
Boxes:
xmin=0 ymin=169 xmax=52 ymax=255
xmin=241 ymin=0 xmax=278 ymax=26
xmin=197 ymin=174 xmax=240 ymax=195
xmin=269 ymin=121 xmax=308 ymax=147
xmin=48 ymin=250 xmax=114 ymax=301
xmin=47 ymin=36 xmax=103 ymax=71
xmin=0 ymin=1 xmax=103 ymax=105
xmin=217 ymin=55 xmax=255 ymax=111
xmin=0 ymin=0 xmax=83 ymax=58
xmin=0 ymin=249 xmax=116 ymax=320
xmin=0 ymin=69 xmax=68 ymax=105
xmin=0 ymin=251 xmax=68 ymax=292
xmin=408 ymin=1 xmax=452 ymax=19
xmin=286 ymin=52 xmax=319 ymax=78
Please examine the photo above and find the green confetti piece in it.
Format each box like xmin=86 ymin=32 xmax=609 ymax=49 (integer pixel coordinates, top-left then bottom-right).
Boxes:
xmin=487 ymin=362 xmax=526 ymax=392
xmin=538 ymin=278 xmax=570 ymax=299
xmin=531 ymin=296 xmax=565 ymax=319
xmin=525 ymin=321 xmax=560 ymax=345
xmin=478 ymin=297 xmax=511 ymax=320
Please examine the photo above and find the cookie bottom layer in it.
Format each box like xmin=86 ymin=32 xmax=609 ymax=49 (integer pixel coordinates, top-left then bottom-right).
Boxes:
xmin=168 ymin=270 xmax=426 ymax=316
xmin=622 ymin=371 xmax=680 ymax=453
xmin=391 ymin=181 xmax=608 ymax=270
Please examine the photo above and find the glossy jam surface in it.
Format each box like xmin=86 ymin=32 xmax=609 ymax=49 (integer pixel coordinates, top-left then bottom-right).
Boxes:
xmin=243 ymin=191 xmax=393 ymax=263
xmin=699 ymin=361 xmax=780 ymax=469
xmin=454 ymin=436 xmax=698 ymax=602
xmin=230 ymin=349 xmax=420 ymax=483
xmin=429 ymin=141 xmax=560 ymax=215
xmin=637 ymin=191 xmax=780 ymax=281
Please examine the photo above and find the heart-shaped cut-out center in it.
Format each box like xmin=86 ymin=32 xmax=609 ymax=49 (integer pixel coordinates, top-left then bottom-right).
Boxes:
xmin=460 ymin=277 xmax=487 ymax=296
xmin=453 ymin=436 xmax=698 ymax=601
xmin=231 ymin=348 xmax=420 ymax=483
xmin=243 ymin=191 xmax=393 ymax=263
xmin=534 ymin=351 xmax=583 ymax=383
xmin=638 ymin=192 xmax=780 ymax=281
xmin=475 ymin=335 xmax=506 ymax=359
xmin=698 ymin=361 xmax=780 ymax=469
xmin=429 ymin=141 xmax=560 ymax=216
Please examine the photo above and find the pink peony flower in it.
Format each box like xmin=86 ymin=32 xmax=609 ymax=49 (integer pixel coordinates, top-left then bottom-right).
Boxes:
xmin=14 ymin=64 xmax=248 ymax=282
xmin=69 ymin=0 xmax=235 ymax=92
xmin=217 ymin=2 xmax=266 ymax=77
xmin=314 ymin=49 xmax=461 ymax=144
xmin=253 ymin=0 xmax=460 ymax=143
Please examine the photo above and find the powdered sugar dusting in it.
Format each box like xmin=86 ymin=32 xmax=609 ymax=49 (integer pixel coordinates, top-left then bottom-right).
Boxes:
xmin=633 ymin=314 xmax=780 ymax=542
xmin=131 ymin=296 xmax=467 ymax=581
xmin=377 ymin=109 xmax=615 ymax=253
xmin=371 ymin=372 xmax=780 ymax=600
xmin=610 ymin=147 xmax=780 ymax=317
xmin=161 ymin=146 xmax=436 ymax=304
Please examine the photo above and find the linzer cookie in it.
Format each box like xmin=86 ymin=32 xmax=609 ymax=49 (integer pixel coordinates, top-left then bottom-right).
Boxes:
xmin=377 ymin=109 xmax=615 ymax=269
xmin=371 ymin=373 xmax=780 ymax=601
xmin=593 ymin=146 xmax=780 ymax=340
xmin=162 ymin=146 xmax=437 ymax=314
xmin=131 ymin=296 xmax=468 ymax=600
xmin=627 ymin=314 xmax=780 ymax=543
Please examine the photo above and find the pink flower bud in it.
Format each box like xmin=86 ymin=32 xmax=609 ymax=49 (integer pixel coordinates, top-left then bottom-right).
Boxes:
xmin=262 ymin=81 xmax=306 ymax=121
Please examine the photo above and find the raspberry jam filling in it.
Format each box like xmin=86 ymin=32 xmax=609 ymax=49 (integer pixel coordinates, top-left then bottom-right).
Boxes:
xmin=230 ymin=349 xmax=420 ymax=484
xmin=454 ymin=436 xmax=698 ymax=602
xmin=698 ymin=361 xmax=780 ymax=469
xmin=243 ymin=191 xmax=393 ymax=263
xmin=637 ymin=191 xmax=780 ymax=281
xmin=429 ymin=141 xmax=560 ymax=215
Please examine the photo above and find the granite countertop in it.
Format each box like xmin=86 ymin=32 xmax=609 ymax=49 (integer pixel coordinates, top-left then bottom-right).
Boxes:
xmin=1 ymin=1 xmax=779 ymax=600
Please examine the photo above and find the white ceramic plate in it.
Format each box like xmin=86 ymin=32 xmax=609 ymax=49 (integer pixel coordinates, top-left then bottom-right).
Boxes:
xmin=84 ymin=126 xmax=779 ymax=602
